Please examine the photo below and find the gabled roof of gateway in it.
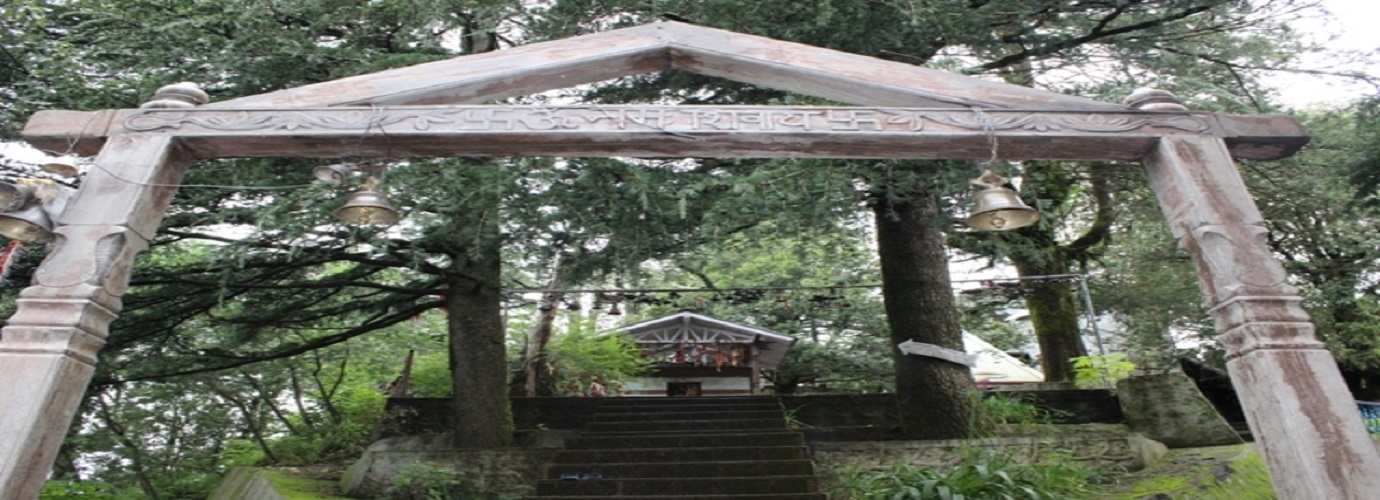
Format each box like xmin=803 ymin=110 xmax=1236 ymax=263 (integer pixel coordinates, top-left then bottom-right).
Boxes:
xmin=210 ymin=21 xmax=1129 ymax=112
xmin=614 ymin=311 xmax=796 ymax=369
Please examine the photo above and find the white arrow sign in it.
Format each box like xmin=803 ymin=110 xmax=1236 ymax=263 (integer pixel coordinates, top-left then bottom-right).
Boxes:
xmin=897 ymin=339 xmax=978 ymax=367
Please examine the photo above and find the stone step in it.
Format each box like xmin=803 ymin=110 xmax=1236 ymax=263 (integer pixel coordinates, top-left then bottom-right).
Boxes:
xmin=596 ymin=397 xmax=781 ymax=407
xmin=526 ymin=494 xmax=827 ymax=500
xmin=544 ymin=459 xmax=816 ymax=480
xmin=595 ymin=409 xmax=785 ymax=421
xmin=584 ymin=418 xmax=787 ymax=434
xmin=596 ymin=403 xmax=784 ymax=414
xmin=563 ymin=431 xmax=804 ymax=450
xmin=535 ymin=475 xmax=819 ymax=496
xmin=550 ymin=446 xmax=811 ymax=464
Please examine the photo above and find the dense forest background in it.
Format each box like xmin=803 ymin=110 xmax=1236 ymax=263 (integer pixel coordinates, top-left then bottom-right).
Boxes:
xmin=3 ymin=0 xmax=1379 ymax=497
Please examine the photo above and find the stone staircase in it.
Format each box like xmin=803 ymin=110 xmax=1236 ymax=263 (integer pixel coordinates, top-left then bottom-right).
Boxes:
xmin=526 ymin=396 xmax=827 ymax=499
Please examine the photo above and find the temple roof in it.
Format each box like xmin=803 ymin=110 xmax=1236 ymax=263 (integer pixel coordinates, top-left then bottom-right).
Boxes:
xmin=613 ymin=311 xmax=796 ymax=369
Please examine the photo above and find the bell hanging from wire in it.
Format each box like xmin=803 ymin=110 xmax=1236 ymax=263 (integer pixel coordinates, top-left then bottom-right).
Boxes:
xmin=41 ymin=155 xmax=81 ymax=177
xmin=313 ymin=164 xmax=353 ymax=186
xmin=0 ymin=204 xmax=55 ymax=243
xmin=333 ymin=176 xmax=400 ymax=225
xmin=606 ymin=302 xmax=622 ymax=316
xmin=965 ymin=169 xmax=1039 ymax=231
xmin=0 ymin=184 xmax=35 ymax=213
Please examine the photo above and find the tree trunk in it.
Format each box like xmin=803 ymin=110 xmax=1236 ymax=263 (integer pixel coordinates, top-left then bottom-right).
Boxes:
xmin=447 ymin=256 xmax=513 ymax=449
xmin=1009 ymin=255 xmax=1088 ymax=382
xmin=1003 ymin=163 xmax=1102 ymax=382
xmin=873 ymin=189 xmax=979 ymax=439
xmin=521 ymin=259 xmax=566 ymax=397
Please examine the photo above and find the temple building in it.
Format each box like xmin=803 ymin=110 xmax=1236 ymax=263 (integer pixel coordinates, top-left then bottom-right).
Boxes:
xmin=614 ymin=311 xmax=1043 ymax=397
xmin=615 ymin=312 xmax=795 ymax=396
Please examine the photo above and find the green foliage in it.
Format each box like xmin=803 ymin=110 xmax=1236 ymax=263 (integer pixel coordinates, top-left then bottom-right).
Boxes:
xmin=982 ymin=394 xmax=1054 ymax=426
xmin=4 ymin=0 xmax=1359 ymax=495
xmin=407 ymin=350 xmax=456 ymax=398
xmin=830 ymin=450 xmax=1099 ymax=499
xmin=39 ymin=480 xmax=120 ymax=499
xmin=269 ymin=386 xmax=388 ymax=465
xmin=219 ymin=439 xmax=267 ymax=469
xmin=546 ymin=324 xmax=652 ymax=395
xmin=383 ymin=462 xmax=528 ymax=500
xmin=259 ymin=470 xmax=352 ymax=500
xmin=1109 ymin=446 xmax=1275 ymax=500
xmin=1071 ymin=354 xmax=1136 ymax=389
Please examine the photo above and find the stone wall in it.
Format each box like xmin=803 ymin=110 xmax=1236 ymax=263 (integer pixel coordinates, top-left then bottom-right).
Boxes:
xmin=1116 ymin=372 xmax=1243 ymax=448
xmin=340 ymin=434 xmax=553 ymax=498
xmin=208 ymin=468 xmax=288 ymax=500
xmin=379 ymin=391 xmax=1123 ymax=439
xmin=379 ymin=397 xmax=600 ymax=439
xmin=777 ymin=391 xmax=1122 ymax=441
xmin=333 ymin=428 xmax=1165 ymax=499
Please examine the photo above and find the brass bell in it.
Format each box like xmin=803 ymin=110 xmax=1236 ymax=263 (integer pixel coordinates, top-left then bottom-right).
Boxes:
xmin=41 ymin=155 xmax=81 ymax=177
xmin=333 ymin=190 xmax=400 ymax=225
xmin=965 ymin=169 xmax=1039 ymax=231
xmin=966 ymin=187 xmax=1039 ymax=231
xmin=0 ymin=204 xmax=55 ymax=243
xmin=332 ymin=177 xmax=399 ymax=225
xmin=0 ymin=184 xmax=35 ymax=213
xmin=313 ymin=164 xmax=353 ymax=186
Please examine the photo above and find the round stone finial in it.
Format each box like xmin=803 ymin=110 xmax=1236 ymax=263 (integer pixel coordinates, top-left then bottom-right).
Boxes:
xmin=140 ymin=82 xmax=210 ymax=109
xmin=1124 ymin=87 xmax=1188 ymax=111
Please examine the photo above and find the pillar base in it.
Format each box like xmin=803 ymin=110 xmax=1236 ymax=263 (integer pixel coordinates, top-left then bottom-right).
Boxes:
xmin=1228 ymin=347 xmax=1380 ymax=499
xmin=0 ymin=344 xmax=97 ymax=499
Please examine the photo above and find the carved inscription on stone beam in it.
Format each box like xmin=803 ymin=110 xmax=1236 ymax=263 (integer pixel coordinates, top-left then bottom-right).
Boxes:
xmin=25 ymin=106 xmax=1305 ymax=160
xmin=121 ymin=106 xmax=1214 ymax=136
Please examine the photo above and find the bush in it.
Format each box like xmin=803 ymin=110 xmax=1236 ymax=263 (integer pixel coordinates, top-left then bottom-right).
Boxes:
xmin=1071 ymin=353 xmax=1135 ymax=389
xmin=383 ymin=462 xmax=529 ymax=500
xmin=982 ymin=393 xmax=1054 ymax=425
xmin=830 ymin=449 xmax=1099 ymax=499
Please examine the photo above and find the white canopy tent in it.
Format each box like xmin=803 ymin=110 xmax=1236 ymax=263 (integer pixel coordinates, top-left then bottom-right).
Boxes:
xmin=962 ymin=333 xmax=1044 ymax=384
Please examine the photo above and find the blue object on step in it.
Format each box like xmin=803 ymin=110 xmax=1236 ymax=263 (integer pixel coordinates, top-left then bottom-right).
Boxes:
xmin=1360 ymin=402 xmax=1380 ymax=434
xmin=559 ymin=473 xmax=602 ymax=480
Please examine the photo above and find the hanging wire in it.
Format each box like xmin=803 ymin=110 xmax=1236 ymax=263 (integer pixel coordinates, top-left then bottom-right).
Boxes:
xmin=969 ymin=106 xmax=1006 ymax=187
xmin=82 ymin=161 xmax=317 ymax=191
xmin=62 ymin=109 xmax=107 ymax=157
xmin=505 ymin=274 xmax=1087 ymax=295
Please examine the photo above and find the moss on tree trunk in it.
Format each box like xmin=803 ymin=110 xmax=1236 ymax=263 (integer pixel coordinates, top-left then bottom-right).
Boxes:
xmin=1011 ymin=256 xmax=1089 ymax=382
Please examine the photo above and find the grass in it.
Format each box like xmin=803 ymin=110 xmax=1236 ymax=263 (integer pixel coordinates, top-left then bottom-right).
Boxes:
xmin=1094 ymin=444 xmax=1275 ymax=500
xmin=829 ymin=448 xmax=1102 ymax=499
xmin=260 ymin=470 xmax=353 ymax=500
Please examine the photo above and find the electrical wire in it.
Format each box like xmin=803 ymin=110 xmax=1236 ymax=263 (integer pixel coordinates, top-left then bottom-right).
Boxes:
xmin=504 ymin=274 xmax=1086 ymax=294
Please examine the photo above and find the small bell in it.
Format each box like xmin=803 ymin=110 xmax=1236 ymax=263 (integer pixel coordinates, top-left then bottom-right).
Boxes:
xmin=41 ymin=155 xmax=81 ymax=177
xmin=0 ymin=204 xmax=54 ymax=243
xmin=965 ymin=170 xmax=1039 ymax=231
xmin=606 ymin=302 xmax=622 ymax=316
xmin=313 ymin=164 xmax=353 ymax=186
xmin=333 ymin=177 xmax=399 ymax=225
xmin=0 ymin=184 xmax=35 ymax=213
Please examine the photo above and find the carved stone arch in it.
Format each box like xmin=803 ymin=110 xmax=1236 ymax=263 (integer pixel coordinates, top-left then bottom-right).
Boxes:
xmin=2 ymin=21 xmax=1373 ymax=500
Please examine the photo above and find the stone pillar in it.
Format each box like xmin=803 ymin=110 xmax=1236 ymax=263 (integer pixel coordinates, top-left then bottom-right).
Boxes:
xmin=1132 ymin=88 xmax=1380 ymax=499
xmin=0 ymin=84 xmax=202 ymax=499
